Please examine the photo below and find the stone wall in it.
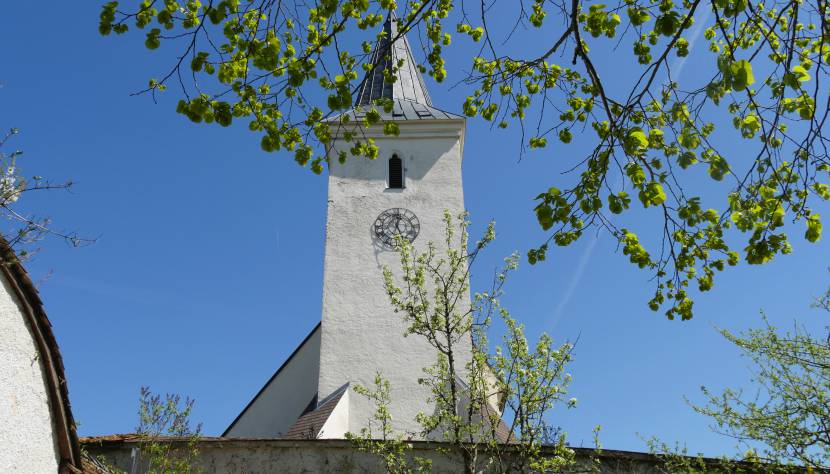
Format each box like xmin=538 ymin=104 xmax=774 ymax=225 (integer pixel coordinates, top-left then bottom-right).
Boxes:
xmin=83 ymin=437 xmax=672 ymax=474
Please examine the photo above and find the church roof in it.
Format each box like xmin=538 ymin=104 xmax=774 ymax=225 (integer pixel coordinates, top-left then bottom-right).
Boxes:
xmin=221 ymin=322 xmax=321 ymax=437
xmin=338 ymin=13 xmax=461 ymax=122
xmin=282 ymin=384 xmax=348 ymax=439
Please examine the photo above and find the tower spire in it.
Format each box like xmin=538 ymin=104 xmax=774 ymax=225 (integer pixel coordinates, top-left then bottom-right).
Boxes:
xmin=355 ymin=13 xmax=434 ymax=107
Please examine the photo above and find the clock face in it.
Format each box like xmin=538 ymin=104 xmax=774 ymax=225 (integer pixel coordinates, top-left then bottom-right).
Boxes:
xmin=373 ymin=208 xmax=420 ymax=249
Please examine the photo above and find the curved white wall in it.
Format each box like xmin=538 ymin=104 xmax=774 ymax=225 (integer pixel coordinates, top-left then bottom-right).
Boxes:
xmin=0 ymin=272 xmax=59 ymax=472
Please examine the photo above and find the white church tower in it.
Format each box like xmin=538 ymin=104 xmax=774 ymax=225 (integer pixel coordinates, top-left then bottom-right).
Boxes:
xmin=223 ymin=14 xmax=468 ymax=440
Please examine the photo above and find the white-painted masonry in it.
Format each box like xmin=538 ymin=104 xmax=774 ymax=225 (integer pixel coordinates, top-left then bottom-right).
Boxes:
xmin=0 ymin=270 xmax=60 ymax=472
xmin=319 ymin=117 xmax=472 ymax=437
xmin=318 ymin=389 xmax=350 ymax=439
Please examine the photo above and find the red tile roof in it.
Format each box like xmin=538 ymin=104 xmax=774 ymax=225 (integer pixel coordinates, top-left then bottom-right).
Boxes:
xmin=282 ymin=386 xmax=347 ymax=439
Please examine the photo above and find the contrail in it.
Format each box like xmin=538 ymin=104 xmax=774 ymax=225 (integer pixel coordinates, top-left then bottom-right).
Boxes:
xmin=670 ymin=7 xmax=713 ymax=80
xmin=548 ymin=11 xmax=711 ymax=330
xmin=549 ymin=230 xmax=602 ymax=326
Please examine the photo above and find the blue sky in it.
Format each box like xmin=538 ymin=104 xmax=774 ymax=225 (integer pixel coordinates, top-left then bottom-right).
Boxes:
xmin=3 ymin=2 xmax=828 ymax=457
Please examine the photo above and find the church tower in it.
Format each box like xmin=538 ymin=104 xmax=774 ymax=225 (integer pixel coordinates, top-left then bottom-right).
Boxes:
xmin=223 ymin=15 xmax=468 ymax=439
xmin=317 ymin=14 xmax=467 ymax=438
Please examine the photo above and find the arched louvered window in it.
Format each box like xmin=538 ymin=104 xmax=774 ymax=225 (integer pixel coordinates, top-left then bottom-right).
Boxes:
xmin=389 ymin=155 xmax=404 ymax=189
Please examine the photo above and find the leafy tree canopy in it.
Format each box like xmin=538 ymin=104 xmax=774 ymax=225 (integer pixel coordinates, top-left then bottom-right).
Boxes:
xmin=99 ymin=0 xmax=830 ymax=319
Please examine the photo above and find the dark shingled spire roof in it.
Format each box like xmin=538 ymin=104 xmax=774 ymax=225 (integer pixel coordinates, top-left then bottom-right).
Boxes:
xmin=355 ymin=13 xmax=433 ymax=107
xmin=345 ymin=13 xmax=461 ymax=121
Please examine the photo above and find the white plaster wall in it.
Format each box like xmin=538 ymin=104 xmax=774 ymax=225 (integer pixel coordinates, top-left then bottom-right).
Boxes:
xmin=319 ymin=119 xmax=473 ymax=437
xmin=0 ymin=273 xmax=60 ymax=472
xmin=317 ymin=390 xmax=349 ymax=439
xmin=226 ymin=326 xmax=321 ymax=438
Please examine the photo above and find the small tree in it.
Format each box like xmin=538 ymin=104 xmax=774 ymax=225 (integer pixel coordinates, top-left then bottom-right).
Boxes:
xmin=350 ymin=211 xmax=582 ymax=473
xmin=136 ymin=387 xmax=203 ymax=474
xmin=347 ymin=373 xmax=433 ymax=473
xmin=645 ymin=437 xmax=791 ymax=473
xmin=692 ymin=304 xmax=830 ymax=471
xmin=647 ymin=283 xmax=830 ymax=472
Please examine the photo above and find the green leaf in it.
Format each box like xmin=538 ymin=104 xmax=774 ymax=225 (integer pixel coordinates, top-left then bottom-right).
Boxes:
xmin=535 ymin=204 xmax=554 ymax=230
xmin=383 ymin=122 xmax=400 ymax=136
xmin=740 ymin=115 xmax=761 ymax=138
xmin=638 ymin=181 xmax=667 ymax=207
xmin=730 ymin=60 xmax=754 ymax=91
xmin=624 ymin=128 xmax=649 ymax=155
xmin=654 ymin=13 xmax=680 ymax=37
xmin=608 ymin=192 xmax=630 ymax=214
xmin=678 ymin=151 xmax=697 ymax=169
xmin=529 ymin=137 xmax=547 ymax=148
xmin=626 ymin=7 xmax=651 ymax=26
xmin=806 ymin=214 xmax=822 ymax=242
xmin=791 ymin=65 xmax=811 ymax=82
xmin=145 ymin=28 xmax=161 ymax=49
xmin=365 ymin=108 xmax=381 ymax=124
xmin=708 ymin=155 xmax=730 ymax=181
xmin=625 ymin=162 xmax=646 ymax=186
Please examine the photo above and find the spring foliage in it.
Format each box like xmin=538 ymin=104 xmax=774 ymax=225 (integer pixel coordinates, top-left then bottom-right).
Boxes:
xmin=348 ymin=212 xmax=582 ymax=473
xmin=136 ymin=387 xmax=203 ymax=474
xmin=100 ymin=0 xmax=830 ymax=319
